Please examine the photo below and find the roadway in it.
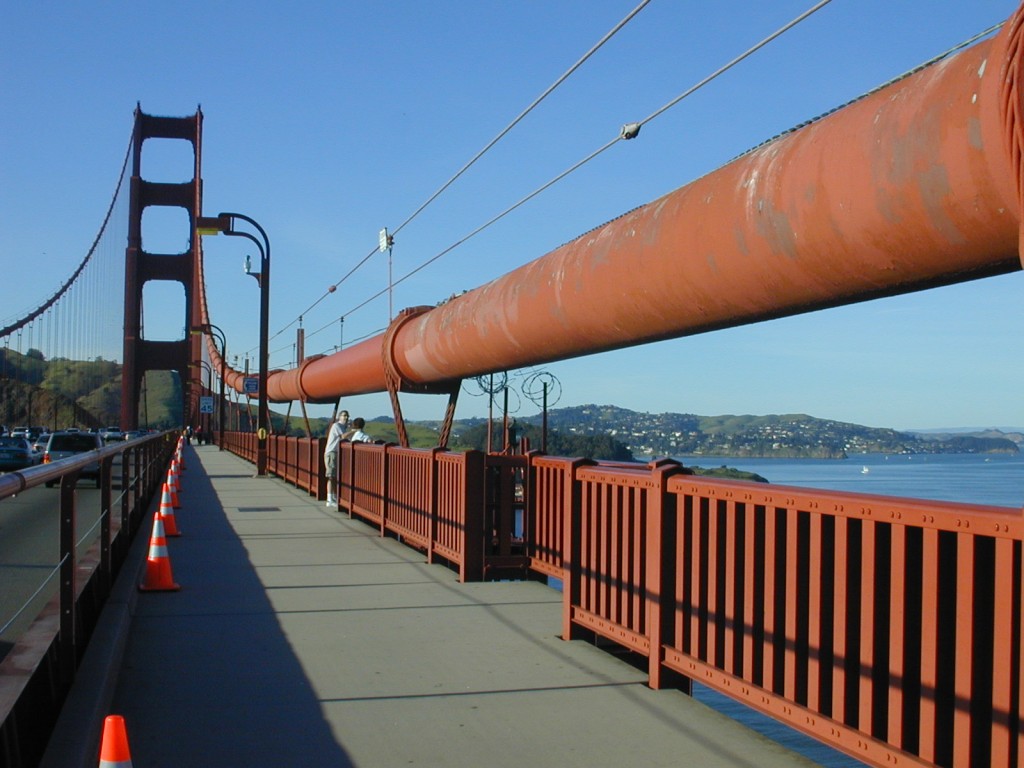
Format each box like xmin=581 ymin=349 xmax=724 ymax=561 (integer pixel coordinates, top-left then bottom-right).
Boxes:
xmin=40 ymin=445 xmax=827 ymax=768
xmin=0 ymin=470 xmax=118 ymax=660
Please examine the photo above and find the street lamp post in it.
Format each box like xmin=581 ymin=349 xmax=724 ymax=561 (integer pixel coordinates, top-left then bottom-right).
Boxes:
xmin=197 ymin=212 xmax=271 ymax=476
xmin=189 ymin=359 xmax=213 ymax=441
xmin=191 ymin=323 xmax=227 ymax=451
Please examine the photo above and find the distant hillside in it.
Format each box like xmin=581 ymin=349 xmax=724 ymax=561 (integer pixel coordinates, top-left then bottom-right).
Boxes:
xmin=911 ymin=428 xmax=1024 ymax=447
xmin=2 ymin=349 xmax=125 ymax=429
xmin=1 ymin=348 xmax=186 ymax=430
xmin=499 ymin=405 xmax=1021 ymax=459
xmin=8 ymin=343 xmax=1017 ymax=461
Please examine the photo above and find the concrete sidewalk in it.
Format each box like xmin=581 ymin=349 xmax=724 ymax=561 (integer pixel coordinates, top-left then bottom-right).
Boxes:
xmin=49 ymin=444 xmax=825 ymax=767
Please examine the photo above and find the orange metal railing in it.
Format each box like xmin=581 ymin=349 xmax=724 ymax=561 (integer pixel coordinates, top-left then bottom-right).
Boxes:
xmin=221 ymin=434 xmax=1022 ymax=768
xmin=267 ymin=434 xmax=322 ymax=493
xmin=658 ymin=474 xmax=1024 ymax=768
xmin=334 ymin=441 xmax=486 ymax=581
xmin=546 ymin=458 xmax=1024 ymax=768
xmin=219 ymin=431 xmax=326 ymax=498
xmin=380 ymin=445 xmax=438 ymax=551
xmin=525 ymin=455 xmax=578 ymax=579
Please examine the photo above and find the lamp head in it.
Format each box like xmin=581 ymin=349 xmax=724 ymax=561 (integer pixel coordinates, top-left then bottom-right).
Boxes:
xmin=196 ymin=215 xmax=231 ymax=235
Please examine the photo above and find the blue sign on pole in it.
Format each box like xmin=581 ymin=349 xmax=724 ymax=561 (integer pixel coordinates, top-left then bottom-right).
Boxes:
xmin=243 ymin=377 xmax=259 ymax=394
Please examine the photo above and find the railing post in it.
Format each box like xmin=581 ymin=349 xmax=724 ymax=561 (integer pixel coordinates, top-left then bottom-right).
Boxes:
xmin=315 ymin=436 xmax=327 ymax=501
xmin=121 ymin=447 xmax=133 ymax=546
xmin=561 ymin=458 xmax=594 ymax=641
xmin=313 ymin=436 xmax=320 ymax=494
xmin=135 ymin=445 xmax=146 ymax=528
xmin=461 ymin=450 xmax=485 ymax=581
xmin=380 ymin=443 xmax=391 ymax=536
xmin=99 ymin=455 xmax=114 ymax=594
xmin=58 ymin=473 xmax=79 ymax=687
xmin=266 ymin=435 xmax=276 ymax=477
xmin=522 ymin=450 xmax=542 ymax=560
xmin=426 ymin=447 xmax=443 ymax=565
xmin=339 ymin=442 xmax=354 ymax=518
xmin=646 ymin=458 xmax=689 ymax=691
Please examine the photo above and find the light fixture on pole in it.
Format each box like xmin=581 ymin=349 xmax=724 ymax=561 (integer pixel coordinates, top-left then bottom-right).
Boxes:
xmin=191 ymin=323 xmax=227 ymax=451
xmin=197 ymin=213 xmax=271 ymax=476
xmin=188 ymin=359 xmax=213 ymax=440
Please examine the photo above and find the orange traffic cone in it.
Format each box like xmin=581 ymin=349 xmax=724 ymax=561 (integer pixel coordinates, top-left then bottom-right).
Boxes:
xmin=98 ymin=714 xmax=133 ymax=767
xmin=157 ymin=481 xmax=180 ymax=536
xmin=171 ymin=456 xmax=183 ymax=494
xmin=166 ymin=465 xmax=181 ymax=509
xmin=139 ymin=516 xmax=180 ymax=592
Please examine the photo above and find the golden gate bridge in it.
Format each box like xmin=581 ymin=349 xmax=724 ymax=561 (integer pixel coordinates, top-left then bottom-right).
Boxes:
xmin=2 ymin=2 xmax=1024 ymax=766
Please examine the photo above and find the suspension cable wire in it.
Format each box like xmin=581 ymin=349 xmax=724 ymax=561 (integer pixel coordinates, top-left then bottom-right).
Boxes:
xmin=635 ymin=0 xmax=834 ymax=130
xmin=309 ymin=326 xmax=387 ymax=357
xmin=267 ymin=243 xmax=380 ymax=347
xmin=279 ymin=0 xmax=840 ymax=350
xmin=359 ymin=136 xmax=622 ymax=312
xmin=73 ymin=281 xmax=80 ymax=366
xmin=87 ymin=243 xmax=97 ymax=359
xmin=0 ymin=124 xmax=133 ymax=342
xmin=286 ymin=152 xmax=619 ymax=344
xmin=299 ymin=304 xmax=383 ymax=350
xmin=391 ymin=0 xmax=652 ymax=240
xmin=268 ymin=1 xmax=654 ymax=345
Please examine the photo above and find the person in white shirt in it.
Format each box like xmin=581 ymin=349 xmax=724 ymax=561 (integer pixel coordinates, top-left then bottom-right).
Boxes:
xmin=323 ymin=411 xmax=349 ymax=506
xmin=345 ymin=417 xmax=373 ymax=444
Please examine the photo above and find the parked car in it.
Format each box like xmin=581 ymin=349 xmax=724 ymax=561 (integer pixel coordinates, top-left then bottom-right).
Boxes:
xmin=43 ymin=431 xmax=105 ymax=487
xmin=122 ymin=430 xmax=147 ymax=441
xmin=0 ymin=436 xmax=42 ymax=471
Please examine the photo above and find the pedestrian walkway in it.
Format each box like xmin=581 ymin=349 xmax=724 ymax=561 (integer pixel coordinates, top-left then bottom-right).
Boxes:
xmin=45 ymin=444 xmax=824 ymax=767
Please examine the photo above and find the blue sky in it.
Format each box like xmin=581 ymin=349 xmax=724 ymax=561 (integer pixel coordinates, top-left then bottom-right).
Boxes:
xmin=2 ymin=0 xmax=1021 ymax=430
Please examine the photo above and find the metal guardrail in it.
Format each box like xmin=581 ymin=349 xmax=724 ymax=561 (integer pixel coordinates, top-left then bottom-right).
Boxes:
xmin=0 ymin=432 xmax=176 ymax=768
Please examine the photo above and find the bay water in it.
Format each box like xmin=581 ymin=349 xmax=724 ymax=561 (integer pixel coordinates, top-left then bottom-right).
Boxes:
xmin=680 ymin=451 xmax=1024 ymax=508
xmin=674 ymin=451 xmax=1023 ymax=766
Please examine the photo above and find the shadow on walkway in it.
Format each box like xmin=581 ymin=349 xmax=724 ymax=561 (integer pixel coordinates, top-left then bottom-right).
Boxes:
xmin=111 ymin=451 xmax=353 ymax=767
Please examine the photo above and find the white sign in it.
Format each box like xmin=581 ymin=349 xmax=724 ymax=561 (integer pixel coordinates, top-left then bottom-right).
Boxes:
xmin=243 ymin=377 xmax=259 ymax=394
xmin=199 ymin=396 xmax=214 ymax=414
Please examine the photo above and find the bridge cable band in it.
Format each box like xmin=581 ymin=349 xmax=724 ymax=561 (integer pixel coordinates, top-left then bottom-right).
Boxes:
xmin=381 ymin=306 xmax=461 ymax=448
xmin=1000 ymin=2 xmax=1024 ymax=267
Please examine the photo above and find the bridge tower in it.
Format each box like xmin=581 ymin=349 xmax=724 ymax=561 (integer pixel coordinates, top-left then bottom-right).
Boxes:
xmin=120 ymin=106 xmax=204 ymax=430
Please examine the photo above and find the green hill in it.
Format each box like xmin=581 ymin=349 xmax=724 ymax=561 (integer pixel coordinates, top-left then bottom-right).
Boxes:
xmin=1 ymin=348 xmax=184 ymax=430
xmin=514 ymin=405 xmax=1020 ymax=458
xmin=6 ymin=347 xmax=1016 ymax=462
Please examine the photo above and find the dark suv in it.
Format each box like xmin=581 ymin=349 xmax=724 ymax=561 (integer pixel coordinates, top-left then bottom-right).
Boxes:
xmin=43 ymin=431 xmax=105 ymax=487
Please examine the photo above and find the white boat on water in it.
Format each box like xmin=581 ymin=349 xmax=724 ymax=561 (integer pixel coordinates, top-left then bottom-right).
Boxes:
xmin=861 ymin=466 xmax=870 ymax=474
